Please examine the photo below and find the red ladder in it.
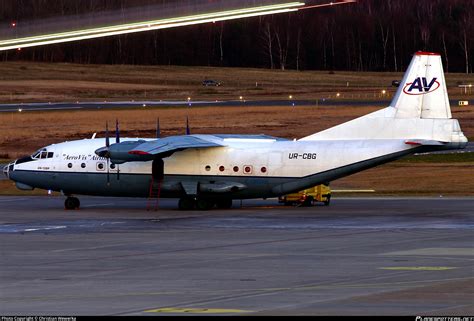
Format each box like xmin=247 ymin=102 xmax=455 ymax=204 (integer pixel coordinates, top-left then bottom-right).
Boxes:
xmin=146 ymin=176 xmax=162 ymax=211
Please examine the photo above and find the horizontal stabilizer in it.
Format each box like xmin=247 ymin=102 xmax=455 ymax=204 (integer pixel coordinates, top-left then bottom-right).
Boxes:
xmin=404 ymin=139 xmax=445 ymax=146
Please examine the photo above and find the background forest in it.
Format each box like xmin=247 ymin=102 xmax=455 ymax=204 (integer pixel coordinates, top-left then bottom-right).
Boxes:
xmin=0 ymin=0 xmax=473 ymax=73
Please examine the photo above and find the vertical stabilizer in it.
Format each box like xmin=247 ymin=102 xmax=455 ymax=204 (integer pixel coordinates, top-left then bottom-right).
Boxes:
xmin=300 ymin=51 xmax=466 ymax=146
xmin=391 ymin=51 xmax=451 ymax=119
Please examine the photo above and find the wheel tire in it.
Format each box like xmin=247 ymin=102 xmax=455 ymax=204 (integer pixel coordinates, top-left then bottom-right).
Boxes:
xmin=196 ymin=199 xmax=214 ymax=211
xmin=65 ymin=197 xmax=78 ymax=210
xmin=324 ymin=196 xmax=331 ymax=206
xmin=301 ymin=196 xmax=314 ymax=207
xmin=178 ymin=197 xmax=196 ymax=211
xmin=72 ymin=197 xmax=80 ymax=209
xmin=216 ymin=199 xmax=233 ymax=209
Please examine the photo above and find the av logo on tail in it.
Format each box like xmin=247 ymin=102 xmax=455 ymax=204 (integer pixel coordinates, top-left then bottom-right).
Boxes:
xmin=403 ymin=77 xmax=440 ymax=95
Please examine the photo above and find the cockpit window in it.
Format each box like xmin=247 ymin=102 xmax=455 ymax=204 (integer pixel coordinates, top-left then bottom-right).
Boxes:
xmin=31 ymin=148 xmax=54 ymax=159
xmin=31 ymin=150 xmax=43 ymax=159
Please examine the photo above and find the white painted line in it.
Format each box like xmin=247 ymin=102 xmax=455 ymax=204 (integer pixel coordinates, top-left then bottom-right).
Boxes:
xmin=81 ymin=203 xmax=115 ymax=208
xmin=0 ymin=198 xmax=29 ymax=202
xmin=23 ymin=226 xmax=67 ymax=232
xmin=0 ymin=106 xmax=84 ymax=112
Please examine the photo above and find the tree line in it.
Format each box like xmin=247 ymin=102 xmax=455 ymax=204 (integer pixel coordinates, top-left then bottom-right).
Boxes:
xmin=1 ymin=0 xmax=473 ymax=73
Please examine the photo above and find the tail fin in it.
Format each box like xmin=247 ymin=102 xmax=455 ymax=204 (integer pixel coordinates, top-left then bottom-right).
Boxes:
xmin=391 ymin=51 xmax=451 ymax=119
xmin=300 ymin=52 xmax=467 ymax=147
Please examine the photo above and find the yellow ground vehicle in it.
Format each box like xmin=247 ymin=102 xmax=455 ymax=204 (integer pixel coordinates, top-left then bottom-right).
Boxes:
xmin=278 ymin=184 xmax=331 ymax=206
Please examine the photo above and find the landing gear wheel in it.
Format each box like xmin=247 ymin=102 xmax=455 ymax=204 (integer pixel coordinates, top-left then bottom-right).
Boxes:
xmin=216 ymin=199 xmax=233 ymax=209
xmin=196 ymin=199 xmax=215 ymax=211
xmin=300 ymin=196 xmax=314 ymax=207
xmin=178 ymin=197 xmax=196 ymax=211
xmin=324 ymin=195 xmax=331 ymax=206
xmin=65 ymin=197 xmax=80 ymax=210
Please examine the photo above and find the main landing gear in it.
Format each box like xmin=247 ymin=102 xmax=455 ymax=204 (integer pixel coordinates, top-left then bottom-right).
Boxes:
xmin=64 ymin=196 xmax=80 ymax=210
xmin=178 ymin=197 xmax=233 ymax=211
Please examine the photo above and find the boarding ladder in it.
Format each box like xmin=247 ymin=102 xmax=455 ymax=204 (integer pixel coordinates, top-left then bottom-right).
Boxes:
xmin=147 ymin=176 xmax=162 ymax=211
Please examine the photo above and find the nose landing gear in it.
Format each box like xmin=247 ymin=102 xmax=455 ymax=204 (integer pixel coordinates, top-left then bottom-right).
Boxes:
xmin=65 ymin=196 xmax=80 ymax=210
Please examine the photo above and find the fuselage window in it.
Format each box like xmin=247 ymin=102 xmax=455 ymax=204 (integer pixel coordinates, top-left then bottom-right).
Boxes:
xmin=219 ymin=166 xmax=225 ymax=172
xmin=261 ymin=167 xmax=267 ymax=173
xmin=110 ymin=164 xmax=116 ymax=170
xmin=97 ymin=163 xmax=105 ymax=171
xmin=81 ymin=163 xmax=86 ymax=168
xmin=233 ymin=166 xmax=239 ymax=172
xmin=68 ymin=163 xmax=73 ymax=168
xmin=205 ymin=165 xmax=211 ymax=172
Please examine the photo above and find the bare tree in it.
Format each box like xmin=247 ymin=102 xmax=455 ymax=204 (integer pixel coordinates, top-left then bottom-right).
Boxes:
xmin=275 ymin=30 xmax=289 ymax=71
xmin=392 ymin=25 xmax=397 ymax=72
xmin=458 ymin=7 xmax=473 ymax=74
xmin=218 ymin=22 xmax=224 ymax=64
xmin=441 ymin=31 xmax=449 ymax=73
xmin=378 ymin=21 xmax=389 ymax=70
xmin=296 ymin=27 xmax=301 ymax=71
xmin=262 ymin=22 xmax=274 ymax=69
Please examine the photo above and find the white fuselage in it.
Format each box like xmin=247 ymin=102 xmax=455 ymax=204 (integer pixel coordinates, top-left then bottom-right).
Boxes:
xmin=7 ymin=135 xmax=418 ymax=199
xmin=4 ymin=52 xmax=468 ymax=205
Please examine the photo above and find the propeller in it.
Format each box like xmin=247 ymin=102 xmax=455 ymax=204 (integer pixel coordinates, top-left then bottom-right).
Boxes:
xmin=156 ymin=117 xmax=161 ymax=139
xmin=105 ymin=121 xmax=110 ymax=186
xmin=115 ymin=119 xmax=120 ymax=181
xmin=105 ymin=121 xmax=110 ymax=150
xmin=115 ymin=118 xmax=120 ymax=144
xmin=186 ymin=116 xmax=190 ymax=135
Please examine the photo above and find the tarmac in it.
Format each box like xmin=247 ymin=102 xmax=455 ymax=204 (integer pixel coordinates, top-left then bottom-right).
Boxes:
xmin=0 ymin=196 xmax=473 ymax=315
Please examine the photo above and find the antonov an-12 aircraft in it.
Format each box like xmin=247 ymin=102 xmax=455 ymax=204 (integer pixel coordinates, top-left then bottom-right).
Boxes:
xmin=3 ymin=52 xmax=468 ymax=210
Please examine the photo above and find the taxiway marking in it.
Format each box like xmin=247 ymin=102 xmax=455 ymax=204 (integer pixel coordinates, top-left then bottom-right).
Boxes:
xmin=0 ymin=198 xmax=29 ymax=202
xmin=379 ymin=266 xmax=457 ymax=271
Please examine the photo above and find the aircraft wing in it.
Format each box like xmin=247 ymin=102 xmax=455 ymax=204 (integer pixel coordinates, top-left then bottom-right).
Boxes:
xmin=100 ymin=135 xmax=225 ymax=163
xmin=128 ymin=135 xmax=224 ymax=157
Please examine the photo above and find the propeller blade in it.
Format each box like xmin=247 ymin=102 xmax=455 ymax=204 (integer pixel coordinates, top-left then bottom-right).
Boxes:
xmin=115 ymin=119 xmax=120 ymax=144
xmin=106 ymin=158 xmax=110 ymax=186
xmin=117 ymin=165 xmax=120 ymax=181
xmin=156 ymin=117 xmax=161 ymax=139
xmin=186 ymin=116 xmax=190 ymax=135
xmin=105 ymin=121 xmax=110 ymax=148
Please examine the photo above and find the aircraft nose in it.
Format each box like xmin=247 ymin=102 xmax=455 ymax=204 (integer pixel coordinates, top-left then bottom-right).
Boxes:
xmin=2 ymin=164 xmax=7 ymax=178
xmin=2 ymin=161 xmax=15 ymax=179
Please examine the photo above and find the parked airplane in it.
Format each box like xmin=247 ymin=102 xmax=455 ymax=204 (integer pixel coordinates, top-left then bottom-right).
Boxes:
xmin=3 ymin=52 xmax=468 ymax=210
